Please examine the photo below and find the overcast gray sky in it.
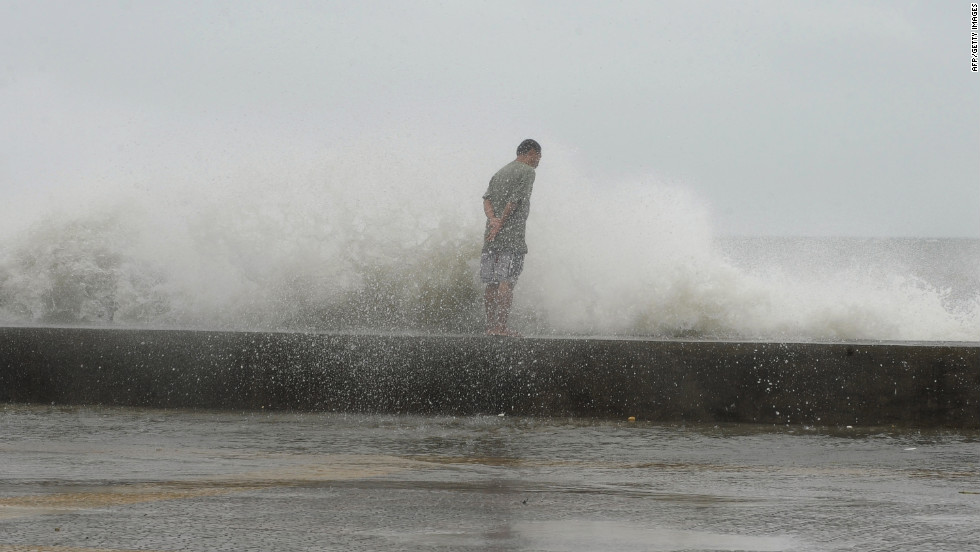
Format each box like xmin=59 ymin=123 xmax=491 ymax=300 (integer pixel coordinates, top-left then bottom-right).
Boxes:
xmin=2 ymin=0 xmax=978 ymax=237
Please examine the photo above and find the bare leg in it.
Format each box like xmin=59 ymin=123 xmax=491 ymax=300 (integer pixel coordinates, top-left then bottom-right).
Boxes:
xmin=484 ymin=283 xmax=499 ymax=333
xmin=486 ymin=281 xmax=520 ymax=336
xmin=495 ymin=280 xmax=514 ymax=331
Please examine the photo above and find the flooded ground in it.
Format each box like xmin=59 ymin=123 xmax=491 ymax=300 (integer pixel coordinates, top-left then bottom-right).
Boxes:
xmin=0 ymin=405 xmax=976 ymax=551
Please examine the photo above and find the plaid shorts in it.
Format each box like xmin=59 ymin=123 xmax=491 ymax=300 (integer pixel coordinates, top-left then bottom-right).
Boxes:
xmin=480 ymin=250 xmax=525 ymax=284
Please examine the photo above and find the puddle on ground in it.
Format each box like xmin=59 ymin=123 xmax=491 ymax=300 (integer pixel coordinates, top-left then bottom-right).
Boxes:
xmin=513 ymin=520 xmax=796 ymax=551
xmin=0 ymin=406 xmax=975 ymax=551
xmin=396 ymin=520 xmax=796 ymax=551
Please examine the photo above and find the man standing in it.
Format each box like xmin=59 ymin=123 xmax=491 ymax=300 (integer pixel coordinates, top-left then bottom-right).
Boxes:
xmin=481 ymin=139 xmax=541 ymax=336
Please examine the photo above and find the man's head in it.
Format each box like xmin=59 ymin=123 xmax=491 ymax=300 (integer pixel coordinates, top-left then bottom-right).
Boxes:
xmin=516 ymin=139 xmax=542 ymax=168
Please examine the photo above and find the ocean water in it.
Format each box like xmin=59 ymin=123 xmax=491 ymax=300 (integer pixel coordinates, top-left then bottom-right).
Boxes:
xmin=0 ymin=146 xmax=977 ymax=342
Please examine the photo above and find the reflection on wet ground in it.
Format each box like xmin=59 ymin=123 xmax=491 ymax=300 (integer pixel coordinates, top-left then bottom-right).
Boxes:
xmin=0 ymin=405 xmax=977 ymax=551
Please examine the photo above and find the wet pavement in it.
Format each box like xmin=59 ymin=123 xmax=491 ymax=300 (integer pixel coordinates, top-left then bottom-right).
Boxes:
xmin=0 ymin=405 xmax=977 ymax=551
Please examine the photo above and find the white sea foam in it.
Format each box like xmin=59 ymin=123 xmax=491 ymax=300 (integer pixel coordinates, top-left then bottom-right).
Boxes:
xmin=520 ymin=172 xmax=979 ymax=341
xmin=1 ymin=136 xmax=977 ymax=341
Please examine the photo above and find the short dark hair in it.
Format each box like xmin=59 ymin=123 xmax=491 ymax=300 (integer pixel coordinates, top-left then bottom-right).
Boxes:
xmin=516 ymin=139 xmax=541 ymax=156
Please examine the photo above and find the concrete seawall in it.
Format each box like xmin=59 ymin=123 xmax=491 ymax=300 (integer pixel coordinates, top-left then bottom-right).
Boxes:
xmin=0 ymin=327 xmax=976 ymax=427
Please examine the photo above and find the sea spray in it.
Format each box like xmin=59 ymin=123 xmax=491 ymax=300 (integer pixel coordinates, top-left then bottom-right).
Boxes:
xmin=0 ymin=140 xmax=977 ymax=341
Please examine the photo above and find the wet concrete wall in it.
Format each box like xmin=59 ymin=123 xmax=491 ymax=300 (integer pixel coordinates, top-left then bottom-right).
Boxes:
xmin=0 ymin=327 xmax=976 ymax=427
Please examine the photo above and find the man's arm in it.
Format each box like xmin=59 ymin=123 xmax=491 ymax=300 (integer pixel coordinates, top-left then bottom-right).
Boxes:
xmin=483 ymin=198 xmax=497 ymax=220
xmin=484 ymin=198 xmax=516 ymax=242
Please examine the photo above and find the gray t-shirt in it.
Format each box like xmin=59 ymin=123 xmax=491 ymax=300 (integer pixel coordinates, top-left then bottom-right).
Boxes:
xmin=482 ymin=160 xmax=535 ymax=254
